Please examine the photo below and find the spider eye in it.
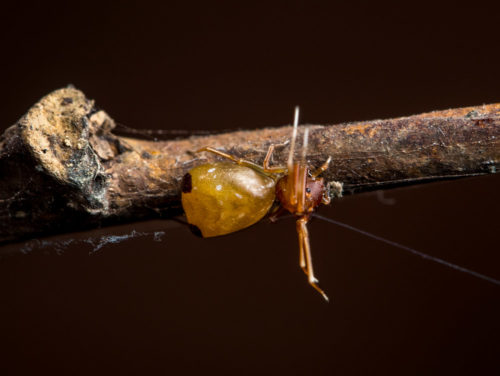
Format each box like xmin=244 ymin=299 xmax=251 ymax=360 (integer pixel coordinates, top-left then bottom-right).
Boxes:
xmin=306 ymin=187 xmax=311 ymax=193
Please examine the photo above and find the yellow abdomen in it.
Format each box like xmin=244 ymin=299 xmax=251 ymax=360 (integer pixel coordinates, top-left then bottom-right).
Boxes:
xmin=181 ymin=162 xmax=276 ymax=237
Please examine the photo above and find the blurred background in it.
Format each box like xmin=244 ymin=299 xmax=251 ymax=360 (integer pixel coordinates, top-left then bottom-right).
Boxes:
xmin=0 ymin=1 xmax=499 ymax=375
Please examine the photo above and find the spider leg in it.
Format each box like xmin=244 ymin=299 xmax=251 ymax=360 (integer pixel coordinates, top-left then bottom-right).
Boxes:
xmin=263 ymin=144 xmax=275 ymax=169
xmin=268 ymin=205 xmax=287 ymax=223
xmin=197 ymin=146 xmax=263 ymax=170
xmin=296 ymin=218 xmax=308 ymax=276
xmin=262 ymin=144 xmax=287 ymax=173
xmin=311 ymin=156 xmax=332 ymax=178
xmin=296 ymin=216 xmax=329 ymax=302
xmin=198 ymin=146 xmax=286 ymax=174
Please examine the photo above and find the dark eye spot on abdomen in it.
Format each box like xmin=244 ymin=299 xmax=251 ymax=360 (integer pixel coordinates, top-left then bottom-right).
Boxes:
xmin=182 ymin=173 xmax=192 ymax=193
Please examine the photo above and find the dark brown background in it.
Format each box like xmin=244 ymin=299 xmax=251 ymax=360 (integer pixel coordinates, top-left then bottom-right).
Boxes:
xmin=0 ymin=2 xmax=499 ymax=375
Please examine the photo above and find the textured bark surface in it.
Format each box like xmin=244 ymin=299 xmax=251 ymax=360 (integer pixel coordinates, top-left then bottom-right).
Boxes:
xmin=0 ymin=87 xmax=498 ymax=243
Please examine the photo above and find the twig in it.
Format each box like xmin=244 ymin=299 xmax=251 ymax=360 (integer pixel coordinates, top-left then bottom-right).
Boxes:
xmin=0 ymin=87 xmax=498 ymax=243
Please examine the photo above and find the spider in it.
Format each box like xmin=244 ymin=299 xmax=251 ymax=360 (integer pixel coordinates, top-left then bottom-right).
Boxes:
xmin=181 ymin=107 xmax=334 ymax=301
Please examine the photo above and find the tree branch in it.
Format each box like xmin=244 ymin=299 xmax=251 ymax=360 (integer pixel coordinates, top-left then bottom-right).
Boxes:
xmin=0 ymin=87 xmax=498 ymax=243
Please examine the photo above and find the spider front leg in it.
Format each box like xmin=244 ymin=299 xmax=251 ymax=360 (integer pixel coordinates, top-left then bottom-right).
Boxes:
xmin=311 ymin=156 xmax=331 ymax=178
xmin=311 ymin=157 xmax=334 ymax=205
xmin=296 ymin=216 xmax=329 ymax=302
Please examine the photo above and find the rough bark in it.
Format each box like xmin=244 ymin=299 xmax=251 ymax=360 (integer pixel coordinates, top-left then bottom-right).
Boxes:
xmin=0 ymin=87 xmax=498 ymax=243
